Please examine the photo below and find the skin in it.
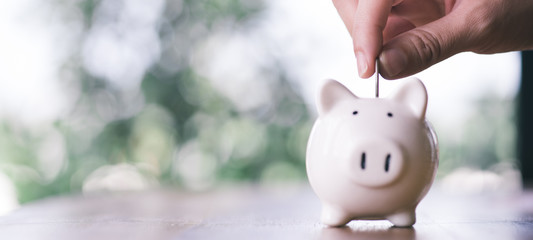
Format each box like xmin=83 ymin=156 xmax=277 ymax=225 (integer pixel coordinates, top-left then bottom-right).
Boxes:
xmin=332 ymin=0 xmax=533 ymax=79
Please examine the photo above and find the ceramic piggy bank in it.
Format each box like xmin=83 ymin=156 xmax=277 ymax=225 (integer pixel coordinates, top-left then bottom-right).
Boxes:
xmin=306 ymin=78 xmax=438 ymax=227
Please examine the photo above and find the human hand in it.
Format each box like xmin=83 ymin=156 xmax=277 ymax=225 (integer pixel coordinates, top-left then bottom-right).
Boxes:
xmin=333 ymin=0 xmax=533 ymax=79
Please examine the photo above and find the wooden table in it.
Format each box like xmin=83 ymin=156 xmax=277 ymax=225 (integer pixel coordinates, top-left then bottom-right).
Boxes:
xmin=0 ymin=184 xmax=532 ymax=239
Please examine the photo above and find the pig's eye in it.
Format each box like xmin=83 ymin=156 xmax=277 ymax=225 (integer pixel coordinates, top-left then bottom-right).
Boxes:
xmin=352 ymin=111 xmax=358 ymax=115
xmin=387 ymin=112 xmax=393 ymax=118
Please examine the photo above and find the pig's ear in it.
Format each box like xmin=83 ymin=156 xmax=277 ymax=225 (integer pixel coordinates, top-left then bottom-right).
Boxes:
xmin=317 ymin=79 xmax=359 ymax=115
xmin=387 ymin=78 xmax=428 ymax=120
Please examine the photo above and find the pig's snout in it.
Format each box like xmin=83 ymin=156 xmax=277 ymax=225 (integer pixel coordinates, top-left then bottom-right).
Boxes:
xmin=348 ymin=139 xmax=405 ymax=188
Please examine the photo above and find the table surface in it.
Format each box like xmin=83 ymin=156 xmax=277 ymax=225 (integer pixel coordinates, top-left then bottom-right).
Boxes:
xmin=1 ymin=184 xmax=533 ymax=240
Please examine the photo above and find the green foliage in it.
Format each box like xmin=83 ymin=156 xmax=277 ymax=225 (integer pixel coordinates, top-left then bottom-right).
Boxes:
xmin=0 ymin=0 xmax=314 ymax=203
xmin=437 ymin=95 xmax=517 ymax=177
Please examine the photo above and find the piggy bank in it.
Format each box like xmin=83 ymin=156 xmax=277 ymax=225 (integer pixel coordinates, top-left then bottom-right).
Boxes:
xmin=306 ymin=78 xmax=438 ymax=227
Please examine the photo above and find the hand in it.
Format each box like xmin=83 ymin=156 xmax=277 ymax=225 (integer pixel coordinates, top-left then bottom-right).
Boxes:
xmin=333 ymin=0 xmax=533 ymax=79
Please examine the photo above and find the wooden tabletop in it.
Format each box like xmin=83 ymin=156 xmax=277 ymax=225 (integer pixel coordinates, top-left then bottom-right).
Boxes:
xmin=0 ymin=184 xmax=532 ymax=240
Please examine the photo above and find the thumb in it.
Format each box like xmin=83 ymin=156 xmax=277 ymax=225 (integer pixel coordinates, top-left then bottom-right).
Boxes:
xmin=378 ymin=14 xmax=470 ymax=79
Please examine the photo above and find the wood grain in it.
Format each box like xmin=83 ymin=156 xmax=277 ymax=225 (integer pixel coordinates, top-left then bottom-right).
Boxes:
xmin=0 ymin=185 xmax=532 ymax=240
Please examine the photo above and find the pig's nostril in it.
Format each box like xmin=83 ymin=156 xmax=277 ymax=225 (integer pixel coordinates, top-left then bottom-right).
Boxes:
xmin=385 ymin=154 xmax=391 ymax=172
xmin=361 ymin=152 xmax=366 ymax=170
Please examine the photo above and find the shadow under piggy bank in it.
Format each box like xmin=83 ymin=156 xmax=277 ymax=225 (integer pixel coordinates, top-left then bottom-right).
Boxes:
xmin=319 ymin=224 xmax=416 ymax=240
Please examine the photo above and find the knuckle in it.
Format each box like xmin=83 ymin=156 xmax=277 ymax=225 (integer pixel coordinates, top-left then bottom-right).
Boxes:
xmin=406 ymin=29 xmax=443 ymax=65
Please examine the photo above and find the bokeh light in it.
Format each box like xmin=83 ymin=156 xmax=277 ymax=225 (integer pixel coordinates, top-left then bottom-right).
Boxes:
xmin=0 ymin=0 xmax=522 ymax=215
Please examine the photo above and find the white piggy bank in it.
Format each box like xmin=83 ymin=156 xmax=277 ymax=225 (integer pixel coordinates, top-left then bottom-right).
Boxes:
xmin=306 ymin=78 xmax=438 ymax=227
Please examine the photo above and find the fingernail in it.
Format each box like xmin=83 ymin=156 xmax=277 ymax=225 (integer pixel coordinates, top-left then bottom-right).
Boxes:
xmin=380 ymin=48 xmax=407 ymax=77
xmin=355 ymin=52 xmax=368 ymax=78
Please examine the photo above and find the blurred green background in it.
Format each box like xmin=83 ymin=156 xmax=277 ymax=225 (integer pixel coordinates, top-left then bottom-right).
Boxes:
xmin=0 ymin=0 xmax=521 ymax=209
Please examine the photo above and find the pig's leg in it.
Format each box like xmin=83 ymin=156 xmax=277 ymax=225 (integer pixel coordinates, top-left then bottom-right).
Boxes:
xmin=320 ymin=204 xmax=351 ymax=227
xmin=387 ymin=210 xmax=416 ymax=227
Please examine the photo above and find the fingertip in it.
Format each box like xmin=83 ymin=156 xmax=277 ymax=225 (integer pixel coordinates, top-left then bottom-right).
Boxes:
xmin=379 ymin=48 xmax=407 ymax=79
xmin=352 ymin=0 xmax=393 ymax=78
xmin=361 ymin=59 xmax=375 ymax=78
xmin=379 ymin=15 xmax=467 ymax=79
xmin=355 ymin=51 xmax=372 ymax=78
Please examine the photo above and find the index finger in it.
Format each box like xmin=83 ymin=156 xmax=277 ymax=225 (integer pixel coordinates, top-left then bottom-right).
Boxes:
xmin=353 ymin=0 xmax=395 ymax=78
